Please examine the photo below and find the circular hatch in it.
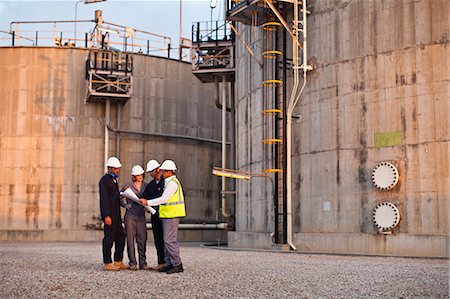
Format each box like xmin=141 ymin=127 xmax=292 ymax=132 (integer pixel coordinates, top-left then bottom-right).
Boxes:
xmin=372 ymin=162 xmax=399 ymax=190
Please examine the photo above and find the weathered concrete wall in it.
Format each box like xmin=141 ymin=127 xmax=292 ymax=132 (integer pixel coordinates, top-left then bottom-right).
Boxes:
xmin=0 ymin=47 xmax=225 ymax=241
xmin=230 ymin=0 xmax=449 ymax=257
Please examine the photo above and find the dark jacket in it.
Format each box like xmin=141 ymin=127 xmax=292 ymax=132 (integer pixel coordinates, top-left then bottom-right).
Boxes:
xmin=141 ymin=178 xmax=164 ymax=208
xmin=99 ymin=173 xmax=122 ymax=221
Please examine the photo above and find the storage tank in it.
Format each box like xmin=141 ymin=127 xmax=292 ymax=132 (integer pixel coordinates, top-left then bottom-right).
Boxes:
xmin=0 ymin=46 xmax=225 ymax=241
xmin=229 ymin=0 xmax=449 ymax=257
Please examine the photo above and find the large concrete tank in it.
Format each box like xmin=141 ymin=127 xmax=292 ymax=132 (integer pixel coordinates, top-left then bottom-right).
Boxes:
xmin=230 ymin=0 xmax=449 ymax=257
xmin=0 ymin=47 xmax=224 ymax=241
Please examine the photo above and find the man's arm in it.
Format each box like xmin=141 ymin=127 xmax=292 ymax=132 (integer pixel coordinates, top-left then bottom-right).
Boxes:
xmin=99 ymin=177 xmax=112 ymax=225
xmin=141 ymin=180 xmax=177 ymax=206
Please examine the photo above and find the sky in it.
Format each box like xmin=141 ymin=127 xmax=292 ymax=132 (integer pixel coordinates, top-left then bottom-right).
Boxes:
xmin=0 ymin=0 xmax=226 ymax=52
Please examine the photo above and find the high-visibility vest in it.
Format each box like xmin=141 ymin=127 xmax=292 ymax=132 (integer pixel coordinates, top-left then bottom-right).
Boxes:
xmin=159 ymin=177 xmax=186 ymax=218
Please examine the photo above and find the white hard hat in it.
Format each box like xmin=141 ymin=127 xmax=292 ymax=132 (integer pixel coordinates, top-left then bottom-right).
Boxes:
xmin=131 ymin=165 xmax=145 ymax=176
xmin=160 ymin=160 xmax=177 ymax=171
xmin=146 ymin=159 xmax=160 ymax=172
xmin=106 ymin=157 xmax=122 ymax=168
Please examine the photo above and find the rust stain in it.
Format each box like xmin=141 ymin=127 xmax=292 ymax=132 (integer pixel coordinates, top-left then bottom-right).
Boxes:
xmin=25 ymin=184 xmax=40 ymax=229
xmin=8 ymin=184 xmax=14 ymax=225
xmin=55 ymin=184 xmax=63 ymax=229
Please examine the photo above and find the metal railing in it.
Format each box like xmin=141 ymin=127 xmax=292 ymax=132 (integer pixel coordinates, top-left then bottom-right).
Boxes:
xmin=2 ymin=19 xmax=176 ymax=59
xmin=192 ymin=21 xmax=233 ymax=44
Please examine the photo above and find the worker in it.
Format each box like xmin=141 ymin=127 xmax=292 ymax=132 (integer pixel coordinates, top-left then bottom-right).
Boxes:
xmin=120 ymin=165 xmax=149 ymax=270
xmin=140 ymin=159 xmax=166 ymax=270
xmin=140 ymin=159 xmax=185 ymax=274
xmin=99 ymin=157 xmax=128 ymax=271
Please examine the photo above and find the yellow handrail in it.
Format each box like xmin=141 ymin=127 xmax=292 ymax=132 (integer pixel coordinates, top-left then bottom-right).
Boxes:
xmin=263 ymin=138 xmax=283 ymax=144
xmin=262 ymin=109 xmax=283 ymax=115
xmin=263 ymin=50 xmax=283 ymax=59
xmin=263 ymin=79 xmax=283 ymax=86
xmin=262 ymin=21 xmax=282 ymax=31
xmin=263 ymin=169 xmax=283 ymax=173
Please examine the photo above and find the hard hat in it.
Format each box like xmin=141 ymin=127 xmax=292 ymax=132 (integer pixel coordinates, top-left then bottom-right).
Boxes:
xmin=160 ymin=160 xmax=177 ymax=171
xmin=146 ymin=159 xmax=160 ymax=172
xmin=131 ymin=165 xmax=145 ymax=176
xmin=106 ymin=157 xmax=122 ymax=168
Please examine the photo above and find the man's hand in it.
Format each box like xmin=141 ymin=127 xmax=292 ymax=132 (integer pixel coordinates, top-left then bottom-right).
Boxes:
xmin=140 ymin=198 xmax=148 ymax=206
xmin=104 ymin=216 xmax=112 ymax=226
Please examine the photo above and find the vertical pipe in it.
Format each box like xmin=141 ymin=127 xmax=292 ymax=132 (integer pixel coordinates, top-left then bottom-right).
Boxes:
xmin=179 ymin=0 xmax=183 ymax=60
xmin=116 ymin=103 xmax=121 ymax=157
xmin=216 ymin=21 xmax=218 ymax=40
xmin=74 ymin=0 xmax=80 ymax=47
xmin=274 ymin=29 xmax=280 ymax=244
xmin=282 ymin=15 xmax=288 ymax=245
xmin=104 ymin=100 xmax=110 ymax=174
xmin=35 ymin=31 xmax=38 ymax=46
xmin=230 ymin=81 xmax=236 ymax=170
xmin=221 ymin=75 xmax=229 ymax=217
xmin=168 ymin=44 xmax=171 ymax=58
xmin=231 ymin=80 xmax=236 ymax=219
xmin=147 ymin=40 xmax=150 ymax=55
xmin=196 ymin=22 xmax=200 ymax=44
xmin=12 ymin=31 xmax=15 ymax=46
xmin=85 ymin=32 xmax=88 ymax=48
xmin=286 ymin=0 xmax=300 ymax=251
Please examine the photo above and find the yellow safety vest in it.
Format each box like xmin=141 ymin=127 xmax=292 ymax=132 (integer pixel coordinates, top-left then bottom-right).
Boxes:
xmin=159 ymin=177 xmax=186 ymax=218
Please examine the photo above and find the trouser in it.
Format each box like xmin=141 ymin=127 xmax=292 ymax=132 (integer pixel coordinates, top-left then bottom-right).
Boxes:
xmin=102 ymin=217 xmax=125 ymax=264
xmin=162 ymin=218 xmax=182 ymax=267
xmin=124 ymin=213 xmax=147 ymax=266
xmin=151 ymin=211 xmax=165 ymax=265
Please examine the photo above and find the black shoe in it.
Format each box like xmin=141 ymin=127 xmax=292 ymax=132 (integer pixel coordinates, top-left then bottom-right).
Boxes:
xmin=166 ymin=264 xmax=184 ymax=274
xmin=158 ymin=265 xmax=173 ymax=272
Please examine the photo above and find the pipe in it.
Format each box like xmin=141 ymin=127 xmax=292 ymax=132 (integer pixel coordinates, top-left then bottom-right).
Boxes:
xmin=221 ymin=75 xmax=230 ymax=218
xmin=286 ymin=0 xmax=310 ymax=251
xmin=106 ymin=125 xmax=229 ymax=146
xmin=95 ymin=222 xmax=229 ymax=231
xmin=104 ymin=100 xmax=110 ymax=173
xmin=285 ymin=0 xmax=301 ymax=252
xmin=115 ymin=103 xmax=121 ymax=156
xmin=282 ymin=12 xmax=288 ymax=245
xmin=215 ymin=77 xmax=231 ymax=112
xmin=274 ymin=29 xmax=280 ymax=244
xmin=10 ymin=19 xmax=94 ymax=34
xmin=146 ymin=223 xmax=228 ymax=230
xmin=102 ymin=21 xmax=172 ymax=45
xmin=230 ymin=81 xmax=236 ymax=217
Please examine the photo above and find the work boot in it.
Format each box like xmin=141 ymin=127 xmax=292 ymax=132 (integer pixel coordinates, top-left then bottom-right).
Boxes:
xmin=144 ymin=263 xmax=166 ymax=271
xmin=103 ymin=263 xmax=120 ymax=271
xmin=158 ymin=264 xmax=173 ymax=272
xmin=113 ymin=261 xmax=129 ymax=270
xmin=130 ymin=265 xmax=138 ymax=271
xmin=139 ymin=265 xmax=152 ymax=270
xmin=166 ymin=264 xmax=184 ymax=274
xmin=154 ymin=263 xmax=167 ymax=271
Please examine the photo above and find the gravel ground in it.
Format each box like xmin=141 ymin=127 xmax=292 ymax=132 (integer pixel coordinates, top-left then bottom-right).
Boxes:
xmin=0 ymin=241 xmax=448 ymax=298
